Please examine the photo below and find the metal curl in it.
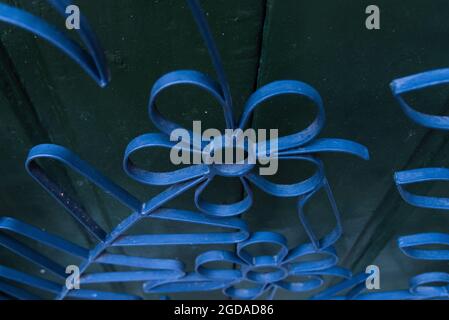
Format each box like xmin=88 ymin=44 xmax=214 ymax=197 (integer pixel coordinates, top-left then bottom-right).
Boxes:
xmin=121 ymin=0 xmax=369 ymax=251
xmin=307 ymin=67 xmax=449 ymax=300
xmin=0 ymin=0 xmax=369 ymax=300
xmin=145 ymin=232 xmax=351 ymax=300
xmin=358 ymin=68 xmax=449 ymax=300
xmin=311 ymin=272 xmax=442 ymax=300
xmin=0 ymin=0 xmax=109 ymax=87
xmin=391 ymin=68 xmax=449 ymax=130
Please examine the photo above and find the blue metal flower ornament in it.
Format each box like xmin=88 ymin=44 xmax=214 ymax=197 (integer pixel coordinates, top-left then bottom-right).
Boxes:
xmin=126 ymin=0 xmax=369 ymax=250
xmin=145 ymin=231 xmax=352 ymax=300
xmin=0 ymin=0 xmax=370 ymax=300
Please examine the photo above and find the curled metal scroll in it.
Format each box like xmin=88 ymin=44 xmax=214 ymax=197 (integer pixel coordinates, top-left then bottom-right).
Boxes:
xmin=306 ymin=56 xmax=449 ymax=301
xmin=392 ymin=166 xmax=449 ymax=299
xmin=0 ymin=0 xmax=369 ymax=299
xmin=0 ymin=0 xmax=109 ymax=87
xmin=1 ymin=142 xmax=250 ymax=300
xmin=311 ymin=271 xmax=448 ymax=300
xmin=361 ymin=67 xmax=449 ymax=300
xmin=391 ymin=68 xmax=449 ymax=130
xmin=145 ymin=232 xmax=351 ymax=300
xmin=126 ymin=0 xmax=369 ymax=249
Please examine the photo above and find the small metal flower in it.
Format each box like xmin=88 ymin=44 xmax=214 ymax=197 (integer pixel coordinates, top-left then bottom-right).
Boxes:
xmin=145 ymin=232 xmax=351 ymax=300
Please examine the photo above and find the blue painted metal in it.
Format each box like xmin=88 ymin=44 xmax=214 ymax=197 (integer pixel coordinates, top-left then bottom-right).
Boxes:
xmin=389 ymin=67 xmax=449 ymax=300
xmin=304 ymin=56 xmax=449 ymax=301
xmin=311 ymin=272 xmax=446 ymax=300
xmin=0 ymin=0 xmax=371 ymax=299
xmin=0 ymin=0 xmax=109 ymax=87
xmin=129 ymin=1 xmax=369 ymax=249
xmin=145 ymin=231 xmax=352 ymax=300
xmin=391 ymin=68 xmax=449 ymax=130
xmin=313 ymin=270 xmax=449 ymax=300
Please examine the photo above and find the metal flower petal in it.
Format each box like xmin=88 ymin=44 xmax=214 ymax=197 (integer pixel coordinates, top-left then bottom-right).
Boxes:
xmin=145 ymin=232 xmax=351 ymax=300
xmin=0 ymin=0 xmax=372 ymax=300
